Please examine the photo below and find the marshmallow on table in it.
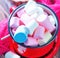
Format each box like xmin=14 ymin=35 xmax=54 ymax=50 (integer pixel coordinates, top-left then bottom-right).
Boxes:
xmin=34 ymin=26 xmax=45 ymax=39
xmin=17 ymin=9 xmax=25 ymax=18
xmin=20 ymin=13 xmax=31 ymax=25
xmin=26 ymin=19 xmax=39 ymax=35
xmin=5 ymin=51 xmax=20 ymax=58
xmin=37 ymin=14 xmax=56 ymax=32
xmin=48 ymin=15 xmax=55 ymax=25
xmin=24 ymin=0 xmax=37 ymax=15
xmin=10 ymin=17 xmax=19 ymax=28
xmin=18 ymin=45 xmax=26 ymax=54
xmin=39 ymin=31 xmax=52 ymax=45
xmin=24 ymin=37 xmax=38 ymax=46
xmin=14 ymin=25 xmax=29 ymax=43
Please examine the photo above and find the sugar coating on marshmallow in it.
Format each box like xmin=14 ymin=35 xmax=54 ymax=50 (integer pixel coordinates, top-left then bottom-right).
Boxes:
xmin=48 ymin=15 xmax=55 ymax=25
xmin=26 ymin=19 xmax=39 ymax=35
xmin=34 ymin=26 xmax=45 ymax=39
xmin=24 ymin=0 xmax=37 ymax=15
xmin=20 ymin=13 xmax=31 ymax=25
xmin=39 ymin=31 xmax=52 ymax=45
xmin=17 ymin=9 xmax=25 ymax=18
xmin=10 ymin=17 xmax=19 ymax=28
xmin=18 ymin=45 xmax=26 ymax=54
xmin=24 ymin=37 xmax=38 ymax=46
xmin=14 ymin=25 xmax=29 ymax=43
xmin=37 ymin=13 xmax=48 ymax=22
xmin=5 ymin=51 xmax=20 ymax=58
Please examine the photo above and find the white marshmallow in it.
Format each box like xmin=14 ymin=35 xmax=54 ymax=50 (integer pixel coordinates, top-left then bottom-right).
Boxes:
xmin=18 ymin=45 xmax=27 ymax=54
xmin=37 ymin=6 xmax=44 ymax=15
xmin=37 ymin=13 xmax=48 ymax=22
xmin=39 ymin=31 xmax=52 ymax=45
xmin=10 ymin=17 xmax=19 ymax=28
xmin=24 ymin=0 xmax=37 ymax=15
xmin=34 ymin=26 xmax=45 ymax=39
xmin=20 ymin=13 xmax=31 ymax=24
xmin=5 ymin=51 xmax=20 ymax=58
xmin=48 ymin=15 xmax=55 ymax=25
xmin=30 ymin=12 xmax=38 ymax=19
xmin=26 ymin=19 xmax=39 ymax=35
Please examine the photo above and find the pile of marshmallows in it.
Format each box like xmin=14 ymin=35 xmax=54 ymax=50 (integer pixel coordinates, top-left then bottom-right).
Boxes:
xmin=10 ymin=0 xmax=56 ymax=47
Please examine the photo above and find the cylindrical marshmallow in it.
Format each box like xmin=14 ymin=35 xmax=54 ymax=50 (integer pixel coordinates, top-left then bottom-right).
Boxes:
xmin=24 ymin=0 xmax=37 ymax=15
xmin=17 ymin=9 xmax=25 ymax=18
xmin=39 ymin=31 xmax=52 ymax=45
xmin=24 ymin=37 xmax=38 ymax=46
xmin=37 ymin=13 xmax=48 ymax=22
xmin=37 ymin=6 xmax=44 ymax=15
xmin=18 ymin=45 xmax=26 ymax=54
xmin=34 ymin=26 xmax=45 ymax=39
xmin=48 ymin=15 xmax=55 ymax=25
xmin=10 ymin=17 xmax=19 ymax=28
xmin=5 ymin=51 xmax=20 ymax=58
xmin=37 ymin=13 xmax=56 ymax=32
xmin=20 ymin=13 xmax=31 ymax=25
xmin=26 ymin=19 xmax=39 ymax=35
xmin=14 ymin=25 xmax=29 ymax=43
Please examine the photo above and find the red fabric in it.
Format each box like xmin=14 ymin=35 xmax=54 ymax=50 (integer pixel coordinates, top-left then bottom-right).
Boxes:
xmin=0 ymin=19 xmax=13 ymax=55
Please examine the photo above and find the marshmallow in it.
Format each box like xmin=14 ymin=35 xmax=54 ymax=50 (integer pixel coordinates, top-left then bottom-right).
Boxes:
xmin=37 ymin=6 xmax=44 ymax=15
xmin=14 ymin=25 xmax=29 ymax=43
xmin=30 ymin=6 xmax=44 ymax=19
xmin=37 ymin=13 xmax=48 ymax=22
xmin=30 ymin=12 xmax=38 ymax=19
xmin=24 ymin=37 xmax=38 ymax=46
xmin=10 ymin=17 xmax=19 ymax=28
xmin=12 ymin=28 xmax=16 ymax=34
xmin=39 ymin=31 xmax=52 ymax=45
xmin=40 ymin=16 xmax=56 ymax=32
xmin=48 ymin=15 xmax=55 ymax=25
xmin=17 ymin=9 xmax=25 ymax=18
xmin=34 ymin=26 xmax=45 ymax=39
xmin=26 ymin=19 xmax=39 ymax=35
xmin=5 ymin=51 xmax=20 ymax=58
xmin=24 ymin=0 xmax=37 ymax=15
xmin=20 ymin=13 xmax=31 ymax=24
xmin=18 ymin=45 xmax=26 ymax=54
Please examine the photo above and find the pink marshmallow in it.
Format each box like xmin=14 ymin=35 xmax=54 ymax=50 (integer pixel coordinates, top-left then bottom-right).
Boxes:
xmin=10 ymin=17 xmax=19 ymax=28
xmin=40 ymin=16 xmax=56 ymax=32
xmin=18 ymin=45 xmax=26 ymax=54
xmin=17 ymin=9 xmax=25 ymax=18
xmin=24 ymin=37 xmax=38 ymax=46
xmin=34 ymin=26 xmax=45 ymax=39
xmin=20 ymin=13 xmax=31 ymax=25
